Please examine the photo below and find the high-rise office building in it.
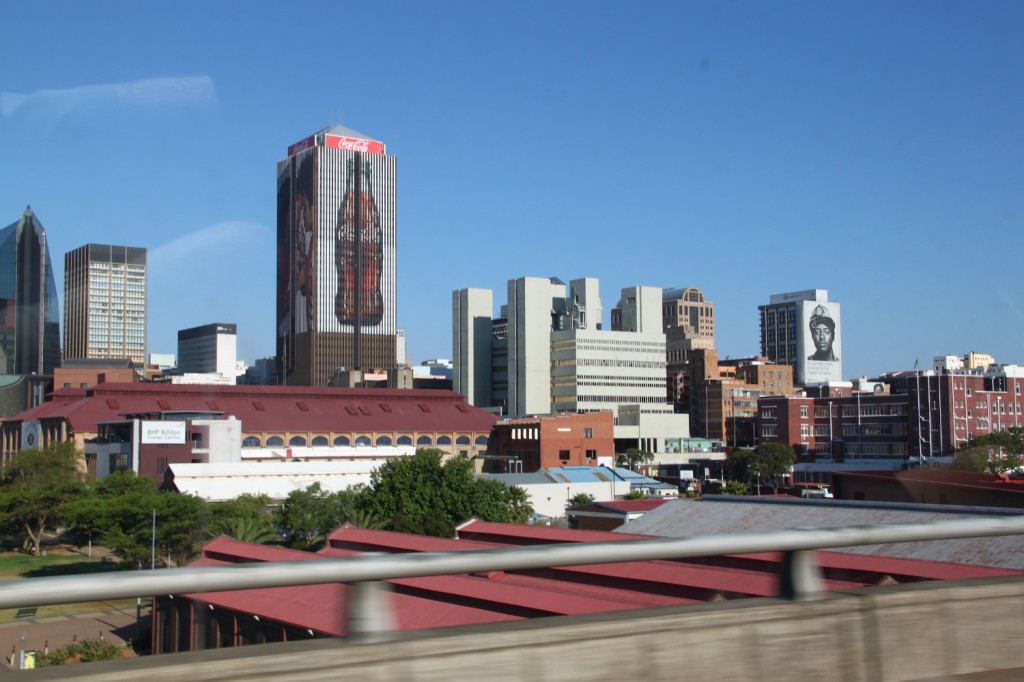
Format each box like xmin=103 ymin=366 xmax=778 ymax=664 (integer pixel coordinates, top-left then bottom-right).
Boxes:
xmin=0 ymin=207 xmax=60 ymax=376
xmin=178 ymin=323 xmax=237 ymax=381
xmin=759 ymin=289 xmax=842 ymax=385
xmin=276 ymin=125 xmax=398 ymax=386
xmin=64 ymin=244 xmax=148 ymax=365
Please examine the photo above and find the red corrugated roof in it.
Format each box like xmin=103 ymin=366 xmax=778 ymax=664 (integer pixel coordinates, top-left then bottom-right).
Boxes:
xmin=593 ymin=499 xmax=669 ymax=513
xmin=834 ymin=469 xmax=1024 ymax=493
xmin=4 ymin=382 xmax=497 ymax=434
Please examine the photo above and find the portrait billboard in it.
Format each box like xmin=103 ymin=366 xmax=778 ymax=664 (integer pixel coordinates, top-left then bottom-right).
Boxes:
xmin=20 ymin=421 xmax=41 ymax=450
xmin=796 ymin=301 xmax=842 ymax=384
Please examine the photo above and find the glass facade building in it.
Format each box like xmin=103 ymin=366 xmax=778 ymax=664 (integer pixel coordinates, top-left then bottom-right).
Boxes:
xmin=0 ymin=207 xmax=60 ymax=376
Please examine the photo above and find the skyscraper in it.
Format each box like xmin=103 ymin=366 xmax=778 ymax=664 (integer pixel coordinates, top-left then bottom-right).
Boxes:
xmin=276 ymin=125 xmax=397 ymax=386
xmin=759 ymin=289 xmax=842 ymax=385
xmin=178 ymin=323 xmax=237 ymax=381
xmin=0 ymin=207 xmax=60 ymax=376
xmin=64 ymin=244 xmax=148 ymax=365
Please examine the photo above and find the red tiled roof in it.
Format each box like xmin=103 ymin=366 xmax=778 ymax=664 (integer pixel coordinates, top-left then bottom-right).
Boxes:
xmin=5 ymin=382 xmax=497 ymax=434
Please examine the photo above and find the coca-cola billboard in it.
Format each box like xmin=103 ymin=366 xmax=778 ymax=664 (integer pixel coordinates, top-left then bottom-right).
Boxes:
xmin=287 ymin=135 xmax=316 ymax=157
xmin=324 ymin=134 xmax=384 ymax=154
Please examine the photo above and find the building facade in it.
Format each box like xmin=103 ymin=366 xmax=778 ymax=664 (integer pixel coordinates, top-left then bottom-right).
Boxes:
xmin=487 ymin=411 xmax=614 ymax=473
xmin=0 ymin=207 xmax=60 ymax=376
xmin=661 ymin=287 xmax=715 ymax=411
xmin=178 ymin=323 xmax=237 ymax=381
xmin=452 ymin=288 xmax=493 ymax=407
xmin=759 ymin=289 xmax=842 ymax=385
xmin=63 ymin=243 xmax=147 ymax=365
xmin=276 ymin=126 xmax=398 ymax=386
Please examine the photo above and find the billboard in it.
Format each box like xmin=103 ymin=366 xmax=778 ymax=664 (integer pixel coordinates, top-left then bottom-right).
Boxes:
xmin=316 ymin=148 xmax=397 ymax=335
xmin=796 ymin=301 xmax=842 ymax=384
xmin=323 ymin=134 xmax=384 ymax=155
xmin=141 ymin=421 xmax=186 ymax=444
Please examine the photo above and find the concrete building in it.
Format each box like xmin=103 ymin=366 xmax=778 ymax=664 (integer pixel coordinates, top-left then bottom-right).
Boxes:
xmin=662 ymin=287 xmax=716 ymax=411
xmin=759 ymin=289 xmax=842 ymax=385
xmin=178 ymin=323 xmax=237 ymax=383
xmin=0 ymin=207 xmax=60 ymax=377
xmin=63 ymin=243 xmax=147 ymax=365
xmin=276 ymin=125 xmax=398 ymax=386
xmin=452 ymin=288 xmax=492 ymax=406
xmin=507 ymin=277 xmax=568 ymax=417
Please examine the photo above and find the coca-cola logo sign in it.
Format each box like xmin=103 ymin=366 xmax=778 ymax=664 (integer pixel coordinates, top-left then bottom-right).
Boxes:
xmin=324 ymin=134 xmax=384 ymax=154
xmin=287 ymin=135 xmax=316 ymax=157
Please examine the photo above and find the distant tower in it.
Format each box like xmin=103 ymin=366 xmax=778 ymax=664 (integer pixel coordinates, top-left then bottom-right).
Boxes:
xmin=759 ymin=289 xmax=842 ymax=385
xmin=178 ymin=323 xmax=237 ymax=381
xmin=276 ymin=125 xmax=398 ymax=386
xmin=452 ymin=288 xmax=493 ymax=407
xmin=0 ymin=207 xmax=60 ymax=375
xmin=64 ymin=244 xmax=148 ymax=365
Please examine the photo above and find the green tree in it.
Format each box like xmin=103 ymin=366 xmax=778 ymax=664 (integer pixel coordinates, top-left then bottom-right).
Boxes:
xmin=624 ymin=490 xmax=648 ymax=500
xmin=359 ymin=448 xmax=529 ymax=537
xmin=724 ymin=444 xmax=795 ymax=483
xmin=952 ymin=428 xmax=1023 ymax=474
xmin=0 ymin=442 xmax=86 ymax=557
xmin=274 ymin=482 xmax=337 ymax=549
xmin=567 ymin=492 xmax=595 ymax=508
xmin=65 ymin=471 xmax=208 ymax=567
xmin=723 ymin=480 xmax=750 ymax=496
xmin=209 ymin=493 xmax=275 ymax=537
xmin=615 ymin=448 xmax=655 ymax=471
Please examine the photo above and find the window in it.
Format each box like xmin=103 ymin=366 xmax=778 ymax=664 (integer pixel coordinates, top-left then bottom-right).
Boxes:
xmin=584 ymin=428 xmax=593 ymax=438
xmin=355 ymin=436 xmax=371 ymax=446
xmin=437 ymin=436 xmax=452 ymax=445
xmin=266 ymin=436 xmax=284 ymax=446
xmin=475 ymin=436 xmax=488 ymax=446
xmin=417 ymin=436 xmax=433 ymax=446
xmin=456 ymin=436 xmax=471 ymax=445
xmin=397 ymin=436 xmax=413 ymax=445
xmin=243 ymin=436 xmax=261 ymax=447
xmin=289 ymin=436 xmax=307 ymax=446
xmin=109 ymin=453 xmax=129 ymax=472
xmin=559 ymin=450 xmax=571 ymax=461
xmin=586 ymin=449 xmax=597 ymax=459
xmin=800 ymin=424 xmax=809 ymax=437
xmin=312 ymin=436 xmax=329 ymax=446
xmin=376 ymin=436 xmax=393 ymax=446
xmin=334 ymin=436 xmax=350 ymax=446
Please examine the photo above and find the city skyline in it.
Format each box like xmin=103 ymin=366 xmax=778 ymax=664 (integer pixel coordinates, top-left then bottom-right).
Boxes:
xmin=2 ymin=1 xmax=1022 ymax=380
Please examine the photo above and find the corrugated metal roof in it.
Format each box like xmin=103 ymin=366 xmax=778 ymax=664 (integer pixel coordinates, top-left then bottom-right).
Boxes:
xmin=6 ymin=382 xmax=496 ymax=435
xmin=618 ymin=496 xmax=1024 ymax=570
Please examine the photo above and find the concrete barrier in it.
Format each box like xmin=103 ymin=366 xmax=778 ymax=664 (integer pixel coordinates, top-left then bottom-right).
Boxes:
xmin=16 ymin=575 xmax=1024 ymax=681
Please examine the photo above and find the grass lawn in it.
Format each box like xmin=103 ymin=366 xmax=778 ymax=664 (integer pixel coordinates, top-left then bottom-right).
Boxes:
xmin=0 ymin=551 xmax=140 ymax=623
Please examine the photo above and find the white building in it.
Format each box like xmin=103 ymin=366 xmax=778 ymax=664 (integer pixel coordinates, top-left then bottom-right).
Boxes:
xmin=63 ymin=244 xmax=147 ymax=364
xmin=177 ymin=323 xmax=237 ymax=384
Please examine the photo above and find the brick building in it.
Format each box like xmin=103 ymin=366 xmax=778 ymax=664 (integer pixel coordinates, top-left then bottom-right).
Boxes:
xmin=486 ymin=411 xmax=614 ymax=473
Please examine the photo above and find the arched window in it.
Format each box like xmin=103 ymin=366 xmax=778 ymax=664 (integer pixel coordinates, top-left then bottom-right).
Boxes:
xmin=475 ymin=436 xmax=488 ymax=446
xmin=376 ymin=436 xmax=392 ymax=446
xmin=266 ymin=436 xmax=284 ymax=446
xmin=312 ymin=436 xmax=329 ymax=446
xmin=416 ymin=436 xmax=433 ymax=446
xmin=397 ymin=436 xmax=412 ymax=445
xmin=243 ymin=436 xmax=261 ymax=447
xmin=456 ymin=436 xmax=471 ymax=445
xmin=437 ymin=436 xmax=452 ymax=445
xmin=289 ymin=436 xmax=307 ymax=446
xmin=334 ymin=436 xmax=350 ymax=446
xmin=355 ymin=436 xmax=371 ymax=446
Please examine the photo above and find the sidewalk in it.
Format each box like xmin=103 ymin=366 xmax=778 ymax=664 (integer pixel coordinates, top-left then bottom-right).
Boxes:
xmin=0 ymin=606 xmax=149 ymax=664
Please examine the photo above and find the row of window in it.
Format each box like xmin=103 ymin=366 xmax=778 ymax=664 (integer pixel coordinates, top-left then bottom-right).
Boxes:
xmin=241 ymin=434 xmax=488 ymax=447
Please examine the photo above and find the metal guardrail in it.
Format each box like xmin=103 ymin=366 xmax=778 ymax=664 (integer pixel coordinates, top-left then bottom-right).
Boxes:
xmin=1 ymin=516 xmax=1023 ymax=639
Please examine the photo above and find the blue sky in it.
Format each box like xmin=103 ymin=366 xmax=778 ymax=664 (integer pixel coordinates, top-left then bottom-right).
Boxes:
xmin=2 ymin=1 xmax=1022 ymax=379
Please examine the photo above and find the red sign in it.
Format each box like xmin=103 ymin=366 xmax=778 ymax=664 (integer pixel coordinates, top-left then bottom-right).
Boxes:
xmin=287 ymin=135 xmax=316 ymax=157
xmin=324 ymin=134 xmax=384 ymax=154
